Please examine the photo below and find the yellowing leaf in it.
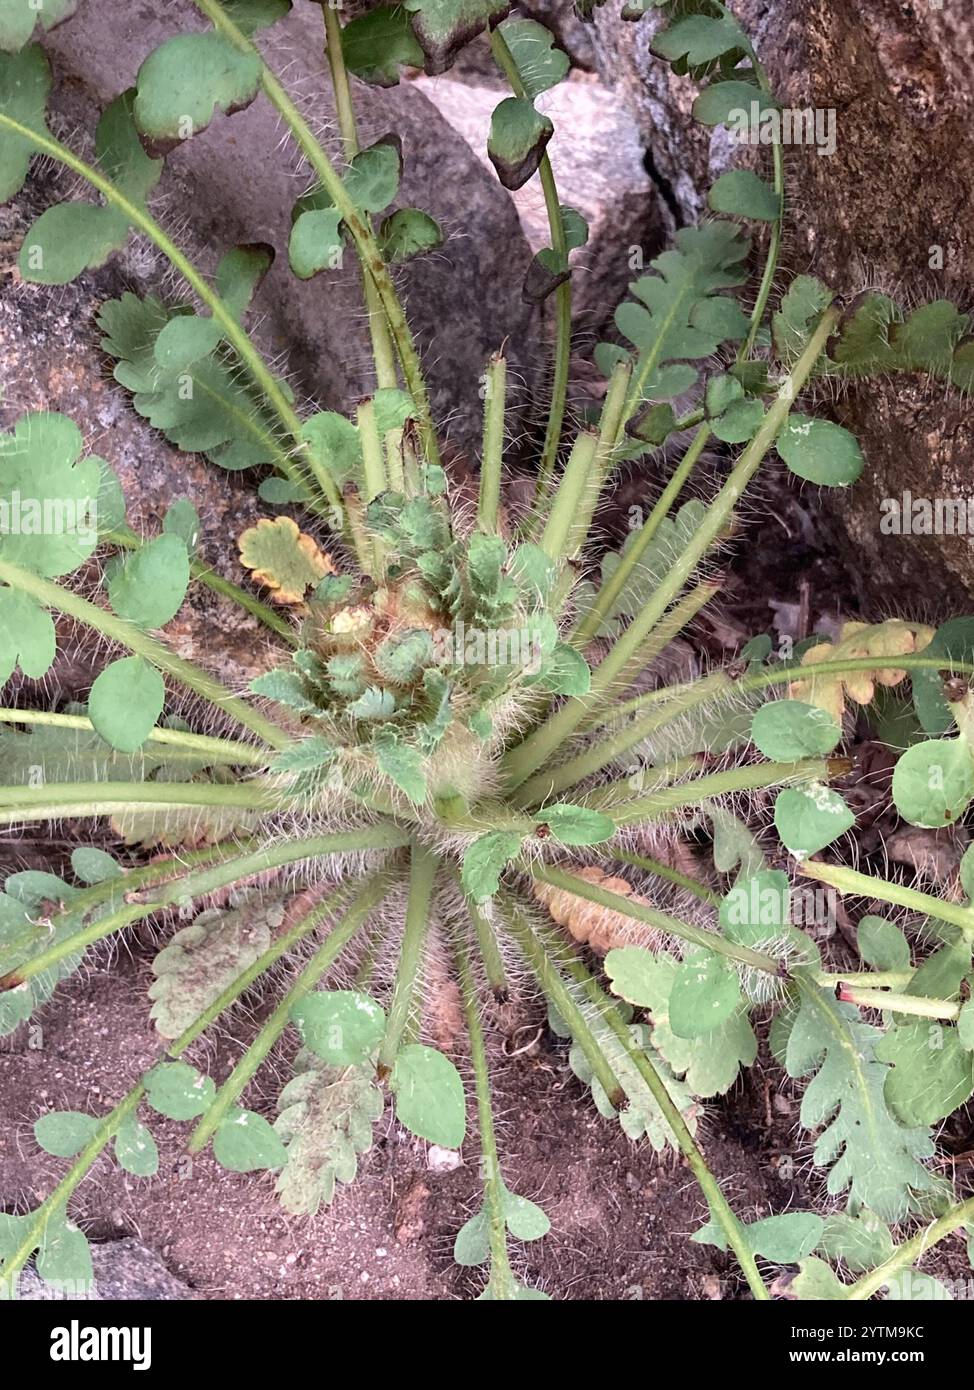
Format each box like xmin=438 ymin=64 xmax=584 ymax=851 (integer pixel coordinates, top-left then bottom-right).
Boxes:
xmin=238 ymin=516 xmax=335 ymax=604
xmin=789 ymin=620 xmax=934 ymax=724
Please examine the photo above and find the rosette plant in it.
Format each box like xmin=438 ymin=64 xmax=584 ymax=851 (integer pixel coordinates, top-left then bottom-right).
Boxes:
xmin=2 ymin=0 xmax=974 ymax=1302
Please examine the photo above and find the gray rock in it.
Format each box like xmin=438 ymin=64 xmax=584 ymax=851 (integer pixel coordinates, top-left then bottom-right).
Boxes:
xmin=17 ymin=1237 xmax=196 ymax=1300
xmin=592 ymin=0 xmax=974 ymax=608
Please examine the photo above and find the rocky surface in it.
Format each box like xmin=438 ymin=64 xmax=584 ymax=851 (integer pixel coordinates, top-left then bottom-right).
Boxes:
xmin=17 ymin=1237 xmax=197 ymax=1300
xmin=592 ymin=0 xmax=974 ymax=609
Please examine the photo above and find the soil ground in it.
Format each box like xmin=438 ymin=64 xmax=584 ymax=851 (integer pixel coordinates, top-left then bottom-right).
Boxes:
xmin=2 ymin=466 xmax=972 ymax=1301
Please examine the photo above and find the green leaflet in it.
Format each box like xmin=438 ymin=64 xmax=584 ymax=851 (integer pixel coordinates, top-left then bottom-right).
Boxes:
xmin=773 ymin=783 xmax=855 ymax=855
xmin=875 ymin=1021 xmax=974 ymax=1127
xmin=454 ymin=1184 xmax=550 ymax=1266
xmin=107 ymin=534 xmax=191 ymax=629
xmin=88 ymin=657 xmax=166 ymax=754
xmin=19 ymin=91 xmax=162 ymax=284
xmin=213 ymin=1108 xmax=288 ymax=1173
xmin=0 ymin=590 xmax=56 ymax=683
xmin=98 ymin=292 xmax=287 ymax=472
xmin=0 ymin=0 xmax=76 ymax=53
xmin=378 ymin=208 xmax=442 ymax=262
xmin=462 ymin=831 xmax=524 ymax=902
xmin=708 ymin=169 xmax=780 ymax=221
xmin=403 ymin=0 xmax=510 ymax=75
xmin=0 ymin=412 xmax=104 ymax=577
xmin=497 ymin=17 xmax=569 ymax=98
xmin=573 ymin=501 xmax=708 ymax=637
xmin=892 ymin=736 xmax=974 ymax=828
xmin=693 ymin=1211 xmax=823 ymax=1263
xmin=775 ymin=415 xmax=864 ymax=488
xmin=275 ymin=1049 xmax=384 ymax=1215
xmin=390 ymin=1043 xmax=466 ymax=1147
xmin=817 ymin=1209 xmax=894 ymax=1274
xmin=487 ymin=97 xmax=553 ymax=191
xmin=134 ymin=32 xmax=262 ymax=144
xmin=149 ymin=894 xmax=284 ymax=1040
xmin=144 ymin=1061 xmax=216 ymax=1120
xmin=599 ymin=222 xmax=750 ymax=409
xmin=0 ymin=43 xmax=52 ymax=200
xmin=341 ymin=5 xmax=424 ymax=86
xmin=779 ymin=977 xmax=936 ymax=1222
xmin=154 ymin=244 xmax=273 ymax=371
xmin=605 ymin=947 xmax=757 ymax=1097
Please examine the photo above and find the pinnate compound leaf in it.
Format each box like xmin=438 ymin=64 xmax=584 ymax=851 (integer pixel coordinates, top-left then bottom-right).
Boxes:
xmin=462 ymin=831 xmax=523 ymax=902
xmin=341 ymin=5 xmax=424 ymax=86
xmin=275 ymin=1051 xmax=384 ymax=1214
xmin=0 ymin=44 xmax=52 ymax=199
xmin=88 ymin=657 xmax=165 ymax=754
xmin=134 ymin=32 xmax=262 ymax=144
xmin=606 ymin=947 xmax=757 ymax=1097
xmin=107 ymin=533 xmax=190 ymax=628
xmin=149 ymin=897 xmax=281 ymax=1040
xmin=19 ymin=91 xmax=162 ymax=284
xmin=488 ymin=96 xmax=553 ymax=190
xmin=238 ymin=516 xmax=335 ymax=603
xmin=778 ymin=978 xmax=935 ymax=1221
xmin=391 ymin=1043 xmax=466 ymax=1148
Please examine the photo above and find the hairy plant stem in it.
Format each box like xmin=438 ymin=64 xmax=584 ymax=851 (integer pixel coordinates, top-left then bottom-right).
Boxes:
xmin=501 ymin=306 xmax=840 ymax=788
xmin=478 ymin=353 xmax=507 ymax=534
xmin=465 ymin=892 xmax=508 ymax=995
xmin=612 ymin=849 xmax=721 ymax=905
xmin=187 ymin=870 xmax=395 ymax=1153
xmin=377 ymin=842 xmax=436 ymax=1075
xmin=800 ymin=860 xmax=974 ymax=941
xmin=540 ymin=432 xmax=600 ymax=563
xmin=193 ymin=0 xmax=440 ymax=468
xmin=502 ymin=898 xmax=625 ymax=1108
xmin=595 ymin=755 xmax=837 ymax=828
xmin=838 ymin=986 xmax=960 ymax=1020
xmin=0 ymin=779 xmax=296 ymax=825
xmin=487 ymin=29 xmax=571 ymax=511
xmin=0 ymin=827 xmax=408 ymax=991
xmin=103 ymin=527 xmax=297 ymax=645
xmin=0 ymin=707 xmax=268 ymax=765
xmin=0 ymin=557 xmax=292 ymax=748
xmin=537 ymin=923 xmax=770 ymax=1301
xmin=845 ymin=1196 xmax=974 ymax=1302
xmin=527 ymin=863 xmax=782 ymax=974
xmin=321 ymin=1 xmax=399 ymax=391
xmin=0 ymin=113 xmax=345 ymax=520
xmin=456 ymin=934 xmax=518 ymax=1298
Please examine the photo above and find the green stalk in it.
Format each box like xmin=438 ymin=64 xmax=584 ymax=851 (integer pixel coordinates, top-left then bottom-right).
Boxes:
xmin=580 ymin=669 xmax=729 ymax=735
xmin=527 ymin=863 xmax=782 ymax=974
xmin=488 ymin=29 xmax=571 ymax=509
xmin=740 ymin=653 xmax=974 ymax=693
xmin=321 ymin=0 xmax=398 ymax=391
xmin=103 ymin=527 xmax=297 ymax=644
xmin=194 ymin=0 xmax=439 ymax=468
xmin=0 ymin=1082 xmax=145 ymax=1300
xmin=845 ymin=1197 xmax=974 ymax=1302
xmin=0 ymin=706 xmax=268 ymax=765
xmin=0 ymin=557 xmax=291 ymax=749
xmin=539 ymin=432 xmax=600 ymax=563
xmin=187 ymin=870 xmax=394 ymax=1153
xmin=801 ymin=860 xmax=974 ymax=941
xmin=510 ymin=626 xmax=721 ymax=807
xmin=501 ymin=306 xmax=839 ymax=788
xmin=377 ymin=842 xmax=436 ymax=1075
xmin=0 ymin=777 xmax=292 ymax=819
xmin=478 ymin=353 xmax=507 ymax=534
xmin=539 ymin=925 xmax=770 ymax=1301
xmin=502 ymin=900 xmax=625 ymax=1107
xmin=0 ymin=113 xmax=342 ymax=519
xmin=612 ymin=849 xmax=721 ymax=905
xmin=598 ymin=756 xmax=835 ymax=828
xmin=0 ymin=827 xmax=408 ymax=990
xmin=456 ymin=933 xmax=518 ymax=1299
xmin=357 ymin=397 xmax=388 ymax=502
xmin=465 ymin=892 xmax=508 ymax=995
xmin=837 ymin=985 xmax=959 ymax=1021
